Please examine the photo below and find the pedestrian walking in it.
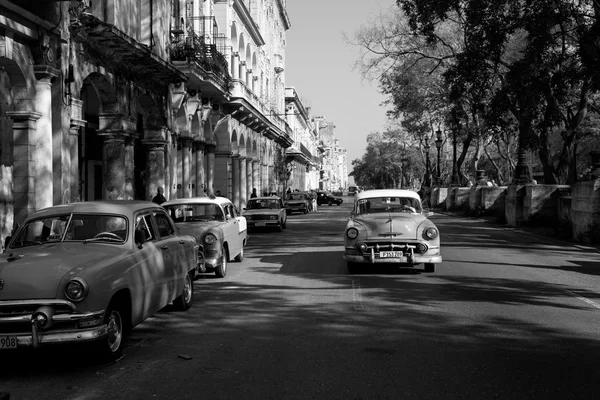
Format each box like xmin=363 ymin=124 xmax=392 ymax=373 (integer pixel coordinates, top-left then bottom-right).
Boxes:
xmin=152 ymin=187 xmax=167 ymax=205
xmin=251 ymin=188 xmax=258 ymax=198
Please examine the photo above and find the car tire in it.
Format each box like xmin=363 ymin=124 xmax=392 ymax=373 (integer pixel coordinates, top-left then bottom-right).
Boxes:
xmin=278 ymin=220 xmax=283 ymax=232
xmin=234 ymin=246 xmax=244 ymax=262
xmin=97 ymin=301 xmax=127 ymax=360
xmin=347 ymin=262 xmax=358 ymax=274
xmin=173 ymin=272 xmax=193 ymax=311
xmin=328 ymin=200 xmax=333 ymax=206
xmin=215 ymin=245 xmax=228 ymax=278
xmin=424 ymin=263 xmax=436 ymax=273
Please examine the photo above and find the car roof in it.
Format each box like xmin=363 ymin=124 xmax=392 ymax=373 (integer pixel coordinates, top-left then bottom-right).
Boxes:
xmin=28 ymin=200 xmax=160 ymax=219
xmin=355 ymin=189 xmax=420 ymax=201
xmin=248 ymin=196 xmax=281 ymax=201
xmin=162 ymin=196 xmax=232 ymax=207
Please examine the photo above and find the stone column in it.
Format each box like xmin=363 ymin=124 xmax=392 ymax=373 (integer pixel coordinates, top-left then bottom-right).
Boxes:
xmin=195 ymin=140 xmax=206 ymax=196
xmin=240 ymin=61 xmax=247 ymax=85
xmin=206 ymin=141 xmax=216 ymax=195
xmin=232 ymin=52 xmax=239 ymax=80
xmin=232 ymin=156 xmax=240 ymax=206
xmin=34 ymin=65 xmax=59 ymax=211
xmin=124 ymin=137 xmax=135 ymax=200
xmin=68 ymin=98 xmax=86 ymax=203
xmin=101 ymin=135 xmax=127 ymax=200
xmin=180 ymin=136 xmax=193 ymax=198
xmin=143 ymin=127 xmax=167 ymax=201
xmin=171 ymin=134 xmax=179 ymax=199
xmin=239 ymin=156 xmax=247 ymax=209
xmin=6 ymin=111 xmax=41 ymax=225
xmin=246 ymin=159 xmax=253 ymax=199
xmin=252 ymin=160 xmax=260 ymax=195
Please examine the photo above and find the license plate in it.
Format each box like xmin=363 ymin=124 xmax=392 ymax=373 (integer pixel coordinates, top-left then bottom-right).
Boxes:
xmin=256 ymin=222 xmax=266 ymax=227
xmin=0 ymin=336 xmax=17 ymax=349
xmin=379 ymin=251 xmax=404 ymax=258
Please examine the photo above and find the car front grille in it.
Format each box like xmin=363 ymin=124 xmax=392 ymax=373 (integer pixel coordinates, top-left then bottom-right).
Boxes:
xmin=250 ymin=215 xmax=275 ymax=221
xmin=0 ymin=300 xmax=79 ymax=334
xmin=361 ymin=240 xmax=425 ymax=254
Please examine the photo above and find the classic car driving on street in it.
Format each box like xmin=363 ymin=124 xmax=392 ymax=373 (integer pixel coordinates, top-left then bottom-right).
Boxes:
xmin=243 ymin=197 xmax=287 ymax=232
xmin=316 ymin=191 xmax=343 ymax=206
xmin=162 ymin=196 xmax=247 ymax=278
xmin=284 ymin=192 xmax=311 ymax=215
xmin=0 ymin=201 xmax=198 ymax=359
xmin=343 ymin=189 xmax=442 ymax=274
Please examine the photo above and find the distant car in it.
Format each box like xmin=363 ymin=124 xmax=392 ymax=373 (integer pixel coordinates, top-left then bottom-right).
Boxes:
xmin=0 ymin=201 xmax=198 ymax=359
xmin=243 ymin=197 xmax=287 ymax=231
xmin=316 ymin=191 xmax=343 ymax=206
xmin=284 ymin=192 xmax=311 ymax=215
xmin=343 ymin=189 xmax=442 ymax=274
xmin=162 ymin=196 xmax=247 ymax=278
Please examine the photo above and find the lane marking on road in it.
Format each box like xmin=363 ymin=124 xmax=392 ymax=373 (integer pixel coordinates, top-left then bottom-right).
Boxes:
xmin=352 ymin=279 xmax=363 ymax=311
xmin=562 ymin=289 xmax=600 ymax=310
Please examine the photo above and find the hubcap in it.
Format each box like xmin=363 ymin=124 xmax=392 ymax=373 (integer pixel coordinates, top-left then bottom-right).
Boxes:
xmin=183 ymin=275 xmax=192 ymax=303
xmin=106 ymin=310 xmax=123 ymax=353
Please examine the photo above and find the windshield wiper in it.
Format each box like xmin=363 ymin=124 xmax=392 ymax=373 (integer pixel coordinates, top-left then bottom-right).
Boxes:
xmin=83 ymin=237 xmax=123 ymax=243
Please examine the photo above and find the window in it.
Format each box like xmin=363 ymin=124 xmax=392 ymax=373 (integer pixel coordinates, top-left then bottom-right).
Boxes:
xmin=155 ymin=212 xmax=175 ymax=237
xmin=136 ymin=214 xmax=155 ymax=241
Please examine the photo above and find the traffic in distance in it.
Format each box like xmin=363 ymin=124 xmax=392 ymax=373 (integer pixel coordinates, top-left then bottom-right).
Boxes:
xmin=0 ymin=189 xmax=438 ymax=359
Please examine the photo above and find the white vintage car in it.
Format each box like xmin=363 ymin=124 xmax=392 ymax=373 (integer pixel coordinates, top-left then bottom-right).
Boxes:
xmin=0 ymin=201 xmax=199 ymax=359
xmin=343 ymin=189 xmax=442 ymax=273
xmin=162 ymin=196 xmax=247 ymax=278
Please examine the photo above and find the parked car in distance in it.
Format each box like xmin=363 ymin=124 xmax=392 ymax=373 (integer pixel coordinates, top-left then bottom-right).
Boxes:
xmin=162 ymin=196 xmax=247 ymax=278
xmin=284 ymin=192 xmax=311 ymax=215
xmin=0 ymin=201 xmax=198 ymax=359
xmin=243 ymin=197 xmax=287 ymax=232
xmin=316 ymin=191 xmax=343 ymax=206
xmin=343 ymin=189 xmax=442 ymax=274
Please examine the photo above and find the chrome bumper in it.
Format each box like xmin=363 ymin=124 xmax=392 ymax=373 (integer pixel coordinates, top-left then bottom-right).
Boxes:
xmin=8 ymin=325 xmax=108 ymax=348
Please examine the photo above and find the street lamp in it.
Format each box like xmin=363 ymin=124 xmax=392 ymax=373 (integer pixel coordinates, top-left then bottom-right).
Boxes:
xmin=424 ymin=136 xmax=431 ymax=187
xmin=435 ymin=128 xmax=443 ymax=186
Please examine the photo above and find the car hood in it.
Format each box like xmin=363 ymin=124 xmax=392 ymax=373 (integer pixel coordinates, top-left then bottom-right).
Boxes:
xmin=175 ymin=221 xmax=220 ymax=240
xmin=352 ymin=213 xmax=428 ymax=239
xmin=0 ymin=243 xmax=125 ymax=300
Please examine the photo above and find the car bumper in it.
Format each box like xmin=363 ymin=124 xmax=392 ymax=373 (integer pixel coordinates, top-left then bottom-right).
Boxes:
xmin=2 ymin=325 xmax=108 ymax=349
xmin=343 ymin=253 xmax=442 ymax=264
xmin=247 ymin=221 xmax=280 ymax=228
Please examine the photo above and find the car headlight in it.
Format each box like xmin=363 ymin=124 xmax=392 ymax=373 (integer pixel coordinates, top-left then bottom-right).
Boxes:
xmin=204 ymin=233 xmax=217 ymax=245
xmin=65 ymin=278 xmax=88 ymax=302
xmin=424 ymin=227 xmax=438 ymax=240
xmin=346 ymin=228 xmax=359 ymax=239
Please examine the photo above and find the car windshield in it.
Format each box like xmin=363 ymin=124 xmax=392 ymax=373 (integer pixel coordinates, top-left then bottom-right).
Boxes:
xmin=247 ymin=199 xmax=280 ymax=210
xmin=163 ymin=203 xmax=225 ymax=222
xmin=286 ymin=193 xmax=306 ymax=200
xmin=10 ymin=213 xmax=128 ymax=248
xmin=356 ymin=197 xmax=422 ymax=215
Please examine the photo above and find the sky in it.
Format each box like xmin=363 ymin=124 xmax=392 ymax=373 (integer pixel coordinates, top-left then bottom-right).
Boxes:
xmin=284 ymin=0 xmax=397 ymax=175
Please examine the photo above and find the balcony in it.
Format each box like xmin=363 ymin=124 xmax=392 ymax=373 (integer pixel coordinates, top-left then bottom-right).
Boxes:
xmin=170 ymin=31 xmax=231 ymax=99
xmin=286 ymin=142 xmax=313 ymax=164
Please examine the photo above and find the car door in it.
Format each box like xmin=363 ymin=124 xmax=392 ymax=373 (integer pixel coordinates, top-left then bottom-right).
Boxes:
xmin=223 ymin=203 xmax=241 ymax=257
xmin=153 ymin=210 xmax=185 ymax=304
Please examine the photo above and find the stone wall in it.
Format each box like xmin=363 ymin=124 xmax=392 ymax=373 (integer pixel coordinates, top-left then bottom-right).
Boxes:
xmin=571 ymin=179 xmax=600 ymax=243
xmin=524 ymin=185 xmax=570 ymax=225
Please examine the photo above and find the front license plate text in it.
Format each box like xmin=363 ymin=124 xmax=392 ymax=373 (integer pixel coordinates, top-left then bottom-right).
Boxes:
xmin=256 ymin=222 xmax=266 ymax=227
xmin=0 ymin=336 xmax=17 ymax=349
xmin=379 ymin=251 xmax=403 ymax=258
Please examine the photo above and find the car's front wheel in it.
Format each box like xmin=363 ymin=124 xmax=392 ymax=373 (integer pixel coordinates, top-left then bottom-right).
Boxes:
xmin=96 ymin=302 xmax=127 ymax=360
xmin=173 ymin=272 xmax=193 ymax=310
xmin=424 ymin=263 xmax=436 ymax=273
xmin=234 ymin=245 xmax=244 ymax=262
xmin=216 ymin=245 xmax=228 ymax=277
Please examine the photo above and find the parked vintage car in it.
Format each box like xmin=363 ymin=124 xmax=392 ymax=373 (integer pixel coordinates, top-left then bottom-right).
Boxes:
xmin=316 ymin=191 xmax=343 ymax=206
xmin=243 ymin=197 xmax=287 ymax=231
xmin=343 ymin=189 xmax=442 ymax=274
xmin=162 ymin=196 xmax=247 ymax=278
xmin=0 ymin=201 xmax=198 ymax=359
xmin=284 ymin=192 xmax=311 ymax=215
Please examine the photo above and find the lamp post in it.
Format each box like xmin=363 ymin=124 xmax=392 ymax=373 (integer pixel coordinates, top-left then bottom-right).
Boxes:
xmin=424 ymin=137 xmax=431 ymax=187
xmin=435 ymin=128 xmax=443 ymax=186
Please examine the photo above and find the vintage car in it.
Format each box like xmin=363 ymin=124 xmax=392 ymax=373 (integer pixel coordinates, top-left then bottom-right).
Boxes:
xmin=0 ymin=201 xmax=198 ymax=359
xmin=243 ymin=197 xmax=287 ymax=231
xmin=316 ymin=191 xmax=343 ymax=206
xmin=343 ymin=189 xmax=442 ymax=273
xmin=162 ymin=196 xmax=247 ymax=278
xmin=284 ymin=192 xmax=311 ymax=215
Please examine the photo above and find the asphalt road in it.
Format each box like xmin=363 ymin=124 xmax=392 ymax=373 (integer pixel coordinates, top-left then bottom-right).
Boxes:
xmin=2 ymin=197 xmax=600 ymax=400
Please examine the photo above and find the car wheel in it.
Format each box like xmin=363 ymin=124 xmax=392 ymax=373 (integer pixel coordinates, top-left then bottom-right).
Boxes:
xmin=277 ymin=220 xmax=283 ymax=232
xmin=424 ymin=263 xmax=436 ymax=273
xmin=328 ymin=200 xmax=333 ymax=206
xmin=234 ymin=245 xmax=244 ymax=262
xmin=215 ymin=245 xmax=228 ymax=278
xmin=173 ymin=272 xmax=193 ymax=310
xmin=347 ymin=262 xmax=358 ymax=274
xmin=97 ymin=302 xmax=126 ymax=360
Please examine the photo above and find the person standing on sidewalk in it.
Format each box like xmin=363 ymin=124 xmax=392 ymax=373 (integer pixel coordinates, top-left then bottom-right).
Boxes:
xmin=152 ymin=187 xmax=167 ymax=205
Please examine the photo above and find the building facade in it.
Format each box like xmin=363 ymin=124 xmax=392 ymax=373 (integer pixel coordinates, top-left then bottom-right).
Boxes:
xmin=313 ymin=117 xmax=347 ymax=192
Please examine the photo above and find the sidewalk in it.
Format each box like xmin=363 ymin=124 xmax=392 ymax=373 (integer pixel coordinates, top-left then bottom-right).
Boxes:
xmin=437 ymin=209 xmax=600 ymax=253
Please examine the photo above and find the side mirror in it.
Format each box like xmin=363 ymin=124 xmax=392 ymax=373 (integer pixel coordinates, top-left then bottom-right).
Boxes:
xmin=134 ymin=229 xmax=146 ymax=248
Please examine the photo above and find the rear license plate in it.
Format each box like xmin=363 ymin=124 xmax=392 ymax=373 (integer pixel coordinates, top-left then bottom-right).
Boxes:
xmin=0 ymin=336 xmax=17 ymax=349
xmin=256 ymin=222 xmax=266 ymax=227
xmin=379 ymin=251 xmax=404 ymax=258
